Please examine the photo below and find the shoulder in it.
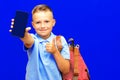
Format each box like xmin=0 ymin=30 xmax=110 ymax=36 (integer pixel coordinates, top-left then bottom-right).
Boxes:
xmin=56 ymin=35 xmax=68 ymax=46
xmin=59 ymin=35 xmax=67 ymax=43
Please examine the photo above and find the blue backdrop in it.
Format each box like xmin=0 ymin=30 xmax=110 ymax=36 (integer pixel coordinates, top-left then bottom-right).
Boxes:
xmin=0 ymin=0 xmax=120 ymax=80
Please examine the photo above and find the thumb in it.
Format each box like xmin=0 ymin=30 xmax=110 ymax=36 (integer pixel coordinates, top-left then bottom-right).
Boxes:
xmin=25 ymin=27 xmax=31 ymax=32
xmin=52 ymin=37 xmax=56 ymax=45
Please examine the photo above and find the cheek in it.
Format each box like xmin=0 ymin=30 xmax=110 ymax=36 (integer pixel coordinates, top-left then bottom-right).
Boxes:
xmin=33 ymin=25 xmax=40 ymax=30
xmin=49 ymin=23 xmax=54 ymax=28
xmin=48 ymin=25 xmax=54 ymax=29
xmin=32 ymin=22 xmax=40 ymax=29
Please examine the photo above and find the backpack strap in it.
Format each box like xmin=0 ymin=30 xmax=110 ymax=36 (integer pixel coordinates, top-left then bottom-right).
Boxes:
xmin=73 ymin=45 xmax=79 ymax=76
xmin=68 ymin=39 xmax=79 ymax=77
xmin=55 ymin=36 xmax=63 ymax=52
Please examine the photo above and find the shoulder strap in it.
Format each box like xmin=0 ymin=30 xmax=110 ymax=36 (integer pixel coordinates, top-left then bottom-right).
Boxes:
xmin=55 ymin=36 xmax=63 ymax=51
xmin=73 ymin=45 xmax=80 ymax=76
xmin=68 ymin=38 xmax=79 ymax=76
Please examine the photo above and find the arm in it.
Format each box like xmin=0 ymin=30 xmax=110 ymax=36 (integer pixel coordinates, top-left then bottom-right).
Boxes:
xmin=20 ymin=27 xmax=34 ymax=48
xmin=46 ymin=37 xmax=70 ymax=74
xmin=53 ymin=50 xmax=70 ymax=74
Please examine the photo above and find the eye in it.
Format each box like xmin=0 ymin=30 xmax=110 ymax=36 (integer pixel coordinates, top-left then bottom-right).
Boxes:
xmin=36 ymin=21 xmax=41 ymax=24
xmin=45 ymin=20 xmax=50 ymax=23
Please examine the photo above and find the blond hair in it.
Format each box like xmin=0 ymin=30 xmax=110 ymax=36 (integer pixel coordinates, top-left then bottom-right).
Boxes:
xmin=32 ymin=4 xmax=53 ymax=15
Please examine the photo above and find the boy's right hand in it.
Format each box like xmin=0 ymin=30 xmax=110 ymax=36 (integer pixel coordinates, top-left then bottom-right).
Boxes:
xmin=9 ymin=19 xmax=34 ymax=48
xmin=9 ymin=19 xmax=31 ymax=40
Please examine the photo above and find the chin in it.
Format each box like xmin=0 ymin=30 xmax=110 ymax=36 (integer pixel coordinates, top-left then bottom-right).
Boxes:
xmin=38 ymin=33 xmax=49 ymax=37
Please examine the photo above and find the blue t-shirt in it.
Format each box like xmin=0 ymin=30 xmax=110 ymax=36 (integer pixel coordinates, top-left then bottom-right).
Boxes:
xmin=25 ymin=32 xmax=70 ymax=80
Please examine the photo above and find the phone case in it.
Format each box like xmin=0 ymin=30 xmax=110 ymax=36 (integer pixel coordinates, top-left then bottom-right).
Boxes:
xmin=11 ymin=11 xmax=29 ymax=38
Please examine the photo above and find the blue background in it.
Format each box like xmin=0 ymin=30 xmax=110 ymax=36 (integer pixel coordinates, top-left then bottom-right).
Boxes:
xmin=0 ymin=0 xmax=120 ymax=80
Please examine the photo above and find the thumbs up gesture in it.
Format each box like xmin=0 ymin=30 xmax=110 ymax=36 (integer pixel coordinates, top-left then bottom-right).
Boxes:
xmin=46 ymin=38 xmax=58 ymax=54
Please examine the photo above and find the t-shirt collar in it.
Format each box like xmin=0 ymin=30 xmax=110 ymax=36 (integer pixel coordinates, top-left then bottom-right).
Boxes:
xmin=35 ymin=32 xmax=56 ymax=43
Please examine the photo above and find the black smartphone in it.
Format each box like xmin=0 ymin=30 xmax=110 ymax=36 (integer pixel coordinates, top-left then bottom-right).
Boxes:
xmin=11 ymin=11 xmax=29 ymax=38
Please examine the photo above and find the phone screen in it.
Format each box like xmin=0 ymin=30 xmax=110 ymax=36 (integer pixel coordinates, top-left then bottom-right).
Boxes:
xmin=11 ymin=11 xmax=29 ymax=38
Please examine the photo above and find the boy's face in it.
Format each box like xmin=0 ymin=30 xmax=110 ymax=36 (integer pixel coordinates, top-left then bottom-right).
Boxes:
xmin=32 ymin=11 xmax=55 ymax=39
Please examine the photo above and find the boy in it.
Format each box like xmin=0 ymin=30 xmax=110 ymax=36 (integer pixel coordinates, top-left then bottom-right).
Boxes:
xmin=10 ymin=4 xmax=70 ymax=80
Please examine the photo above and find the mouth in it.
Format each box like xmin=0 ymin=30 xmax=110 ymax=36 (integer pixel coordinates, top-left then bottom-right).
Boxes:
xmin=40 ymin=29 xmax=47 ymax=31
xmin=39 ymin=29 xmax=48 ymax=33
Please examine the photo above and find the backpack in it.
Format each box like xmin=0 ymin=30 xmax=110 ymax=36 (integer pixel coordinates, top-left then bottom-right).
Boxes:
xmin=56 ymin=36 xmax=90 ymax=80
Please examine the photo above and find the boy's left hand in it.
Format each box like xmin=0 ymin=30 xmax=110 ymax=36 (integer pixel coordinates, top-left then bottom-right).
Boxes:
xmin=46 ymin=38 xmax=58 ymax=54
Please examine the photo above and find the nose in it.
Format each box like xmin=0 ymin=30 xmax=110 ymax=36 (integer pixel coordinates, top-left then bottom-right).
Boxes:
xmin=41 ymin=23 xmax=45 ymax=28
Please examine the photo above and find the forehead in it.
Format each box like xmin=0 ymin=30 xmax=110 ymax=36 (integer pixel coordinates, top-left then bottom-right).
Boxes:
xmin=33 ymin=10 xmax=53 ymax=16
xmin=32 ymin=11 xmax=53 ymax=20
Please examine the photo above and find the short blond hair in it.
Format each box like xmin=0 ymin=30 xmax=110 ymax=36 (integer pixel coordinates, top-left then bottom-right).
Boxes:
xmin=32 ymin=4 xmax=53 ymax=15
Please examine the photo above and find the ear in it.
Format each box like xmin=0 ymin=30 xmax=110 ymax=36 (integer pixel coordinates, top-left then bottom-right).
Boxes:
xmin=52 ymin=19 xmax=56 ymax=27
xmin=32 ymin=21 xmax=35 ymax=29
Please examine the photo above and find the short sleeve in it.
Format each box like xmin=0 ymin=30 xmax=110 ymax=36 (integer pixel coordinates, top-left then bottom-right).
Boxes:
xmin=60 ymin=36 xmax=70 ymax=60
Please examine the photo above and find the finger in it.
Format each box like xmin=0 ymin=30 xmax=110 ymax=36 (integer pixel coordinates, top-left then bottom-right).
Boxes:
xmin=46 ymin=42 xmax=49 ymax=46
xmin=46 ymin=43 xmax=52 ymax=47
xmin=9 ymin=29 xmax=12 ymax=32
xmin=52 ymin=37 xmax=56 ymax=45
xmin=11 ymin=25 xmax=13 ymax=28
xmin=11 ymin=19 xmax=14 ymax=22
xmin=11 ymin=21 xmax=14 ymax=25
xmin=25 ymin=27 xmax=31 ymax=32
